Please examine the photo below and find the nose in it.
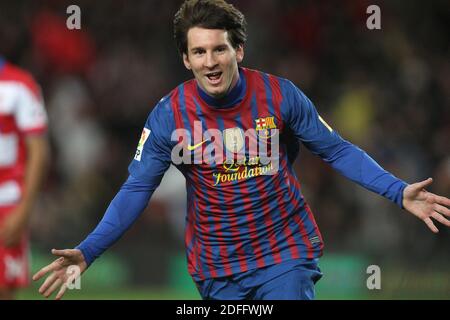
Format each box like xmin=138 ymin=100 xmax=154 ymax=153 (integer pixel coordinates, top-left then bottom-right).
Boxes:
xmin=204 ymin=51 xmax=218 ymax=69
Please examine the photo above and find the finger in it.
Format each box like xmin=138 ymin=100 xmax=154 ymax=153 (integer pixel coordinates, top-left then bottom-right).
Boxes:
xmin=39 ymin=272 xmax=58 ymax=295
xmin=33 ymin=259 xmax=62 ymax=281
xmin=33 ymin=267 xmax=48 ymax=281
xmin=431 ymin=212 xmax=450 ymax=228
xmin=423 ymin=217 xmax=439 ymax=233
xmin=414 ymin=178 xmax=433 ymax=191
xmin=44 ymin=278 xmax=62 ymax=298
xmin=55 ymin=283 xmax=68 ymax=300
xmin=434 ymin=203 xmax=450 ymax=217
xmin=435 ymin=195 xmax=450 ymax=207
xmin=33 ymin=263 xmax=56 ymax=281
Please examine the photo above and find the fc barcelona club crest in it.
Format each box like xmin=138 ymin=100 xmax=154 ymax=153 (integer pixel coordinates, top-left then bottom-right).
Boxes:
xmin=255 ymin=116 xmax=277 ymax=138
xmin=223 ymin=127 xmax=244 ymax=153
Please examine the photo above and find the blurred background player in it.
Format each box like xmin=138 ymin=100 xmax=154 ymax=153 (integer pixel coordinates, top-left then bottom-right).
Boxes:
xmin=0 ymin=56 xmax=49 ymax=300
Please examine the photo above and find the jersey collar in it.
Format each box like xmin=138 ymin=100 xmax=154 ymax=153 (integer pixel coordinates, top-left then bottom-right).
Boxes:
xmin=196 ymin=67 xmax=246 ymax=109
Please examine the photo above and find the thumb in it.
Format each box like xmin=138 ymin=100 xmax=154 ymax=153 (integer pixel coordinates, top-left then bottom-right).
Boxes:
xmin=52 ymin=249 xmax=76 ymax=258
xmin=413 ymin=177 xmax=433 ymax=191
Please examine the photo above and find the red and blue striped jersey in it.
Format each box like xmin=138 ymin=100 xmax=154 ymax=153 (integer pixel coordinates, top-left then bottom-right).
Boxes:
xmin=128 ymin=67 xmax=407 ymax=281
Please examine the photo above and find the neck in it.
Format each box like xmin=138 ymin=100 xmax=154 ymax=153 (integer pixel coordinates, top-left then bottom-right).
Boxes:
xmin=197 ymin=68 xmax=246 ymax=109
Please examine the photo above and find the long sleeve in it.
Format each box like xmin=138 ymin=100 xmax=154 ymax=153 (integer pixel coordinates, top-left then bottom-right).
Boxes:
xmin=76 ymin=175 xmax=159 ymax=265
xmin=280 ymin=79 xmax=407 ymax=207
xmin=76 ymin=97 xmax=177 ymax=265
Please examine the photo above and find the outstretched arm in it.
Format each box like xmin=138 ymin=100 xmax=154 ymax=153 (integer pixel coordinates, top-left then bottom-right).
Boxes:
xmin=32 ymin=174 xmax=159 ymax=299
xmin=32 ymin=98 xmax=176 ymax=299
xmin=282 ymin=80 xmax=407 ymax=206
xmin=403 ymin=178 xmax=450 ymax=233
xmin=281 ymin=80 xmax=450 ymax=232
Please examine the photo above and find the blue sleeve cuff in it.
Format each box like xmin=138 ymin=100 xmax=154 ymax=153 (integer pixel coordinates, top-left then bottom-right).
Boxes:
xmin=396 ymin=182 xmax=408 ymax=209
xmin=75 ymin=244 xmax=95 ymax=266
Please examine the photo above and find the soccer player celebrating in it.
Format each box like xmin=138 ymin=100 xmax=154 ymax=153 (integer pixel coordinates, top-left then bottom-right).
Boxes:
xmin=0 ymin=56 xmax=49 ymax=300
xmin=33 ymin=0 xmax=450 ymax=300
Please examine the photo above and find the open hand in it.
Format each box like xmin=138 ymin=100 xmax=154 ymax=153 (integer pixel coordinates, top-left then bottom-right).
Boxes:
xmin=32 ymin=249 xmax=87 ymax=299
xmin=403 ymin=178 xmax=450 ymax=233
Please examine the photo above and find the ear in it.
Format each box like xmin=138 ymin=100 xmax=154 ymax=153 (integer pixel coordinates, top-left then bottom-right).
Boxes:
xmin=183 ymin=53 xmax=191 ymax=70
xmin=236 ymin=45 xmax=244 ymax=63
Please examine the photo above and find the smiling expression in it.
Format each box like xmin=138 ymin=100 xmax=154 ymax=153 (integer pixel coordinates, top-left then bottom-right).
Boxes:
xmin=183 ymin=27 xmax=244 ymax=99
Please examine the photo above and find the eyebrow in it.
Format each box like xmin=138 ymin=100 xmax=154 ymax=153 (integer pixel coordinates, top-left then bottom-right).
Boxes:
xmin=190 ymin=44 xmax=228 ymax=52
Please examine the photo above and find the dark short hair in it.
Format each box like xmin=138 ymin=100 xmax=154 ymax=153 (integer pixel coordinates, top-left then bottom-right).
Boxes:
xmin=173 ymin=0 xmax=247 ymax=56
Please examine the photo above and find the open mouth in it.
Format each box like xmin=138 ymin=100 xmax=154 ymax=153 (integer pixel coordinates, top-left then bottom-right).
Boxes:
xmin=206 ymin=71 xmax=223 ymax=84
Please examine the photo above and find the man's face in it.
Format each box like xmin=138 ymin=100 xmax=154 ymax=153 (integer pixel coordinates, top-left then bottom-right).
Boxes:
xmin=183 ymin=27 xmax=244 ymax=99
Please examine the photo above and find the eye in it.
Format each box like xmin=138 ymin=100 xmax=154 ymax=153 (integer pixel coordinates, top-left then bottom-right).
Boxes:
xmin=192 ymin=49 xmax=205 ymax=56
xmin=216 ymin=46 xmax=227 ymax=53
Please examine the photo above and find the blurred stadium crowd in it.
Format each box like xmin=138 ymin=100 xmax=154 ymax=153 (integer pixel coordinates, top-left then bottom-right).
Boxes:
xmin=1 ymin=0 xmax=448 ymax=287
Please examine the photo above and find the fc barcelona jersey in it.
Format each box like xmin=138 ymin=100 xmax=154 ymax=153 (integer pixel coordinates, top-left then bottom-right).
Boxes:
xmin=128 ymin=67 xmax=406 ymax=281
